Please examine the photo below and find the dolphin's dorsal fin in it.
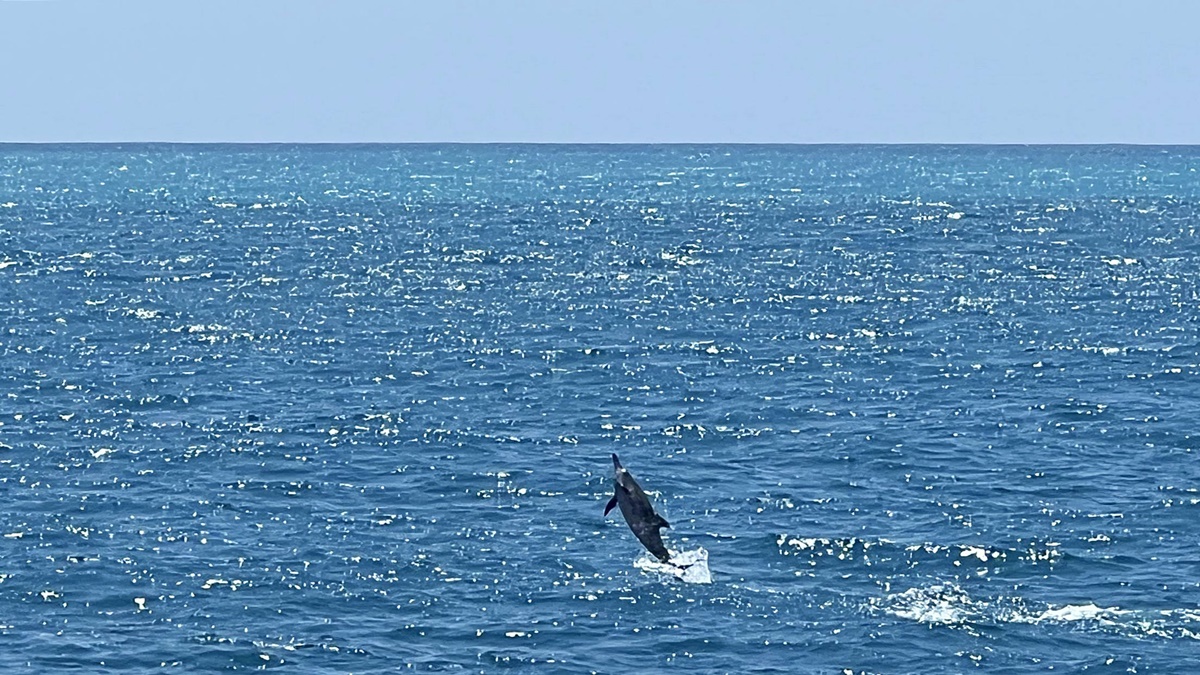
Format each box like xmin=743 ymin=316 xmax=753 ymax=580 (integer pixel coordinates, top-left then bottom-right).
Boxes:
xmin=654 ymin=515 xmax=670 ymax=529
xmin=604 ymin=494 xmax=619 ymax=516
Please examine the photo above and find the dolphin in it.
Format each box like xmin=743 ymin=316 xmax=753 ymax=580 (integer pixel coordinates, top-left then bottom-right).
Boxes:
xmin=604 ymin=453 xmax=672 ymax=563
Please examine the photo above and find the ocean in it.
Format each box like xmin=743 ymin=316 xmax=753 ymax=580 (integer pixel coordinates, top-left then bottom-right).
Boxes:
xmin=1 ymin=144 xmax=1198 ymax=673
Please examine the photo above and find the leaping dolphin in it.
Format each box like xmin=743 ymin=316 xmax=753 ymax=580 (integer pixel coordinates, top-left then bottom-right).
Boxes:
xmin=604 ymin=453 xmax=672 ymax=563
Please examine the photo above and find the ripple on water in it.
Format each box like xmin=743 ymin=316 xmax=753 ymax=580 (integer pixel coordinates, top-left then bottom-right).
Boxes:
xmin=3 ymin=145 xmax=1200 ymax=672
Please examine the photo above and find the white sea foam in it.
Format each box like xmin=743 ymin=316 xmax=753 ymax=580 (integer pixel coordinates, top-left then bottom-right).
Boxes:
xmin=1020 ymin=602 xmax=1130 ymax=624
xmin=872 ymin=582 xmax=1200 ymax=640
xmin=873 ymin=583 xmax=981 ymax=625
xmin=634 ymin=547 xmax=711 ymax=584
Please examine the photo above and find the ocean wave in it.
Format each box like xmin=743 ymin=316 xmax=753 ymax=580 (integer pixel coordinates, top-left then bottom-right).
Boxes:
xmin=776 ymin=535 xmax=1063 ymax=571
xmin=869 ymin=581 xmax=1200 ymax=641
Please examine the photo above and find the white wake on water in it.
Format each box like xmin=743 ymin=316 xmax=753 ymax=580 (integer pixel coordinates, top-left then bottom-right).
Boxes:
xmin=633 ymin=547 xmax=712 ymax=584
xmin=870 ymin=582 xmax=1200 ymax=640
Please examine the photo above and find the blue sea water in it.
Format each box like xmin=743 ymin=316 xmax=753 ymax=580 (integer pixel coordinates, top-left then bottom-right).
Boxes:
xmin=1 ymin=144 xmax=1199 ymax=673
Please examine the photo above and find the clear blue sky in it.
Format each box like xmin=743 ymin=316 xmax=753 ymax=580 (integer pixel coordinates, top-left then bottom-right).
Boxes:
xmin=2 ymin=0 xmax=1197 ymax=143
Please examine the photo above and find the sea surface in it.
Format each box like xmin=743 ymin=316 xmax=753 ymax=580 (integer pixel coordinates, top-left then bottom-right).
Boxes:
xmin=2 ymin=144 xmax=1199 ymax=673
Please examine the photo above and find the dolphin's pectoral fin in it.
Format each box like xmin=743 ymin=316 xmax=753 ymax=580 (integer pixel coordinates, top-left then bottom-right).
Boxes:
xmin=655 ymin=515 xmax=670 ymax=529
xmin=603 ymin=495 xmax=619 ymax=516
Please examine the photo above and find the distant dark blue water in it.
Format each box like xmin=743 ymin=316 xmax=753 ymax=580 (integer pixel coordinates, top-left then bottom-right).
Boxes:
xmin=2 ymin=144 xmax=1200 ymax=673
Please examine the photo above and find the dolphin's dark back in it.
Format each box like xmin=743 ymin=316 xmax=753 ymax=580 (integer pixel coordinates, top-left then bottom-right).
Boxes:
xmin=606 ymin=453 xmax=672 ymax=562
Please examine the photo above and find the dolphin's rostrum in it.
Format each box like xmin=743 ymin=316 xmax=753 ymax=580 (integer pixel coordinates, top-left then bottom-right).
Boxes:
xmin=604 ymin=453 xmax=672 ymax=563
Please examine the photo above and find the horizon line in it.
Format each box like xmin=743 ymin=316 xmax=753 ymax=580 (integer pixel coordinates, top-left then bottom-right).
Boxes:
xmin=2 ymin=141 xmax=1199 ymax=148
